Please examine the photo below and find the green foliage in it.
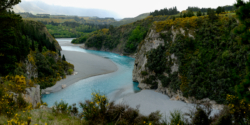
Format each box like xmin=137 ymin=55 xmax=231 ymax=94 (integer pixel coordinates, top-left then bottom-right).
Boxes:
xmin=71 ymin=34 xmax=89 ymax=44
xmin=67 ymin=69 xmax=73 ymax=75
xmin=186 ymin=10 xmax=195 ymax=17
xmin=145 ymin=44 xmax=167 ymax=74
xmin=46 ymin=24 xmax=94 ymax=38
xmin=62 ymin=55 xmax=66 ymax=61
xmin=34 ymin=51 xmax=74 ymax=89
xmin=85 ymin=33 xmax=105 ymax=50
xmin=79 ymin=91 xmax=162 ymax=124
xmin=192 ymin=107 xmax=210 ymax=125
xmin=77 ymin=15 xmax=170 ymax=53
xmin=207 ymin=8 xmax=218 ymax=21
xmin=124 ymin=26 xmax=147 ymax=53
xmin=169 ymin=110 xmax=185 ymax=125
xmin=234 ymin=0 xmax=250 ymax=45
xmin=150 ymin=7 xmax=180 ymax=16
xmin=142 ymin=75 xmax=158 ymax=89
xmin=197 ymin=11 xmax=202 ymax=16
xmin=52 ymin=100 xmax=79 ymax=116
xmin=141 ymin=71 xmax=148 ymax=76
xmin=53 ymin=100 xmax=69 ymax=114
xmin=0 ymin=0 xmax=21 ymax=12
xmin=166 ymin=17 xmax=243 ymax=103
xmin=0 ymin=11 xmax=26 ymax=76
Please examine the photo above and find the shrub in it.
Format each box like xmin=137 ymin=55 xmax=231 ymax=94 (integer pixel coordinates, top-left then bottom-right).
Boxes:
xmin=17 ymin=94 xmax=28 ymax=109
xmin=145 ymin=44 xmax=167 ymax=74
xmin=169 ymin=110 xmax=186 ymax=125
xmin=67 ymin=69 xmax=74 ymax=75
xmin=141 ymin=71 xmax=148 ymax=76
xmin=79 ymin=91 xmax=163 ymax=124
xmin=53 ymin=100 xmax=69 ymax=114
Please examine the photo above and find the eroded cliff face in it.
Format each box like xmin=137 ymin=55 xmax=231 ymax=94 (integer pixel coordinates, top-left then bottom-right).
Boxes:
xmin=12 ymin=85 xmax=41 ymax=108
xmin=23 ymin=85 xmax=41 ymax=108
xmin=133 ymin=25 xmax=224 ymax=110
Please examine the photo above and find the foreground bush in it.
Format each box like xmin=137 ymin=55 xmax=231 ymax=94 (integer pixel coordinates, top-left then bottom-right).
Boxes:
xmin=79 ymin=92 xmax=162 ymax=125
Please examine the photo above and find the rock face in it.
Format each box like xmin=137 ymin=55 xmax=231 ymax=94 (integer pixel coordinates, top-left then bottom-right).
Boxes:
xmin=133 ymin=25 xmax=224 ymax=110
xmin=12 ymin=85 xmax=41 ymax=108
xmin=23 ymin=85 xmax=41 ymax=108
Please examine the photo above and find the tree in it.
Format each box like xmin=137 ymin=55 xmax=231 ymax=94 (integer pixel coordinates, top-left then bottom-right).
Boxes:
xmin=108 ymin=25 xmax=114 ymax=33
xmin=62 ymin=55 xmax=66 ymax=61
xmin=31 ymin=40 xmax=35 ymax=51
xmin=0 ymin=6 xmax=22 ymax=75
xmin=234 ymin=0 xmax=250 ymax=44
xmin=183 ymin=13 xmax=187 ymax=18
xmin=221 ymin=7 xmax=226 ymax=13
xmin=0 ymin=0 xmax=21 ymax=12
xmin=216 ymin=6 xmax=222 ymax=14
xmin=197 ymin=10 xmax=202 ymax=16
xmin=207 ymin=8 xmax=218 ymax=21
xmin=186 ymin=10 xmax=195 ymax=17
xmin=235 ymin=0 xmax=250 ymax=101
xmin=38 ymin=44 xmax=42 ymax=52
xmin=179 ymin=12 xmax=183 ymax=18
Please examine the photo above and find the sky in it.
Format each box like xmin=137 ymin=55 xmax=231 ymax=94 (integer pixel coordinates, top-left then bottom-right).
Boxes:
xmin=23 ymin=0 xmax=240 ymax=18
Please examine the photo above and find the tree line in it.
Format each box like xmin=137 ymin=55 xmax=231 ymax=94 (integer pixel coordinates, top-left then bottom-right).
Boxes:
xmin=187 ymin=5 xmax=235 ymax=13
xmin=150 ymin=6 xmax=180 ymax=16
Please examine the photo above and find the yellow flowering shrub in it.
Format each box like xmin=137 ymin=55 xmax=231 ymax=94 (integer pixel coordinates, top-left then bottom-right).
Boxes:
xmin=0 ymin=75 xmax=33 ymax=119
xmin=101 ymin=28 xmax=109 ymax=34
xmin=226 ymin=94 xmax=250 ymax=118
xmin=79 ymin=92 xmax=109 ymax=121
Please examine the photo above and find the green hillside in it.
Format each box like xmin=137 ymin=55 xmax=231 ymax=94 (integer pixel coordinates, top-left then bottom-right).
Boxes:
xmin=111 ymin=13 xmax=150 ymax=26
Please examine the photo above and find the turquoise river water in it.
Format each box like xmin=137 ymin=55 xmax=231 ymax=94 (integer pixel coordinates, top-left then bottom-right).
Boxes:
xmin=42 ymin=38 xmax=141 ymax=107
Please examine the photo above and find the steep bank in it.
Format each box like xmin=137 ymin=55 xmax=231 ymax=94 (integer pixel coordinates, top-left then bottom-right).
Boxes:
xmin=132 ymin=15 xmax=244 ymax=109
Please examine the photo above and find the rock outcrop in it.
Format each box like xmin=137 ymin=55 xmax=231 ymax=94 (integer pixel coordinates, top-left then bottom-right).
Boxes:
xmin=23 ymin=85 xmax=41 ymax=108
xmin=12 ymin=85 xmax=41 ymax=108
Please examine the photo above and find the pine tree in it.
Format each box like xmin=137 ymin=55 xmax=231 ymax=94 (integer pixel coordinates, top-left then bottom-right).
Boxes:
xmin=62 ymin=55 xmax=66 ymax=61
xmin=38 ymin=43 xmax=42 ymax=52
xmin=235 ymin=0 xmax=250 ymax=102
xmin=173 ymin=16 xmax=175 ymax=21
xmin=183 ymin=13 xmax=186 ymax=18
xmin=197 ymin=11 xmax=202 ymax=16
xmin=31 ymin=40 xmax=35 ymax=51
xmin=59 ymin=51 xmax=61 ymax=56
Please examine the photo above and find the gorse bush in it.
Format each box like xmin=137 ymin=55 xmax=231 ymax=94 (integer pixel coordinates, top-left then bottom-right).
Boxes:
xmin=79 ymin=92 xmax=162 ymax=125
xmin=169 ymin=110 xmax=185 ymax=125
xmin=0 ymin=75 xmax=33 ymax=119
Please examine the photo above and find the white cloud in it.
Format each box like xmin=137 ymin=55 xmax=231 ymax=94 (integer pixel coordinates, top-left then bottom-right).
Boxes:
xmin=22 ymin=0 xmax=239 ymax=18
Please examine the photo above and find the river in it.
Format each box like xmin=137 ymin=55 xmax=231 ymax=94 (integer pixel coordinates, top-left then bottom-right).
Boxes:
xmin=42 ymin=38 xmax=140 ymax=107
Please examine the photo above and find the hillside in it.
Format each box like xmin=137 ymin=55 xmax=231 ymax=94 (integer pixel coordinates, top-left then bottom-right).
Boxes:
xmin=72 ymin=15 xmax=171 ymax=56
xmin=111 ymin=13 xmax=150 ymax=26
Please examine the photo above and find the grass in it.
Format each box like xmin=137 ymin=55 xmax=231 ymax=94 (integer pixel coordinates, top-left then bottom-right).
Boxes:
xmin=0 ymin=108 xmax=84 ymax=125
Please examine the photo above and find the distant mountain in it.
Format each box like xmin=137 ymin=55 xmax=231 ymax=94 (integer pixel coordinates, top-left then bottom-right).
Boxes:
xmin=12 ymin=1 xmax=121 ymax=18
xmin=111 ymin=13 xmax=150 ymax=26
